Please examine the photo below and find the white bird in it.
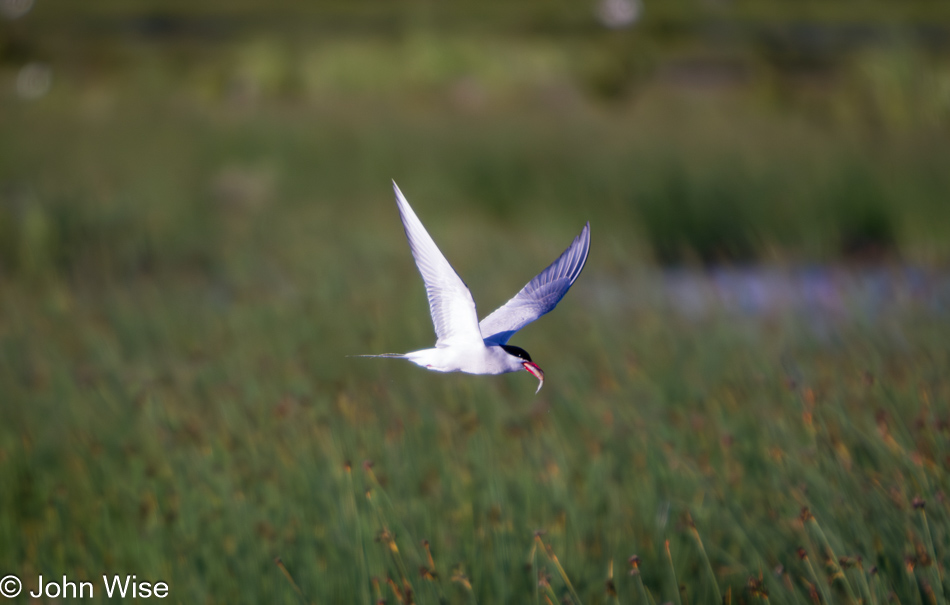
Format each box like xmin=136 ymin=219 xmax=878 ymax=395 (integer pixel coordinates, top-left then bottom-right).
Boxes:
xmin=360 ymin=182 xmax=590 ymax=393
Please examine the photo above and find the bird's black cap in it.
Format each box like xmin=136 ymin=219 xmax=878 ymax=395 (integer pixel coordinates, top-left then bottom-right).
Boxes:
xmin=500 ymin=344 xmax=532 ymax=363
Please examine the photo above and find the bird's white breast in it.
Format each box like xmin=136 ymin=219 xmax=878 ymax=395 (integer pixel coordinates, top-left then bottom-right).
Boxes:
xmin=404 ymin=345 xmax=523 ymax=375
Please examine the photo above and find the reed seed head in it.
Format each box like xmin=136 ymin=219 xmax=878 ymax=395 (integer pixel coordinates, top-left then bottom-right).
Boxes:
xmin=747 ymin=576 xmax=767 ymax=597
xmin=537 ymin=567 xmax=551 ymax=588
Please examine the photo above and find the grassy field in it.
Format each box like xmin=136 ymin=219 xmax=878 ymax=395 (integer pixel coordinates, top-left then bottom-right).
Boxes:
xmin=2 ymin=3 xmax=950 ymax=604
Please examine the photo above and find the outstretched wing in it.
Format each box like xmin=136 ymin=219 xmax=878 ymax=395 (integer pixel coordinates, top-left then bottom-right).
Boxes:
xmin=479 ymin=222 xmax=590 ymax=345
xmin=392 ymin=181 xmax=483 ymax=348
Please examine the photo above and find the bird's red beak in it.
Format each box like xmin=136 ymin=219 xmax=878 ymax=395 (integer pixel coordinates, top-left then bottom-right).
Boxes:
xmin=523 ymin=361 xmax=545 ymax=394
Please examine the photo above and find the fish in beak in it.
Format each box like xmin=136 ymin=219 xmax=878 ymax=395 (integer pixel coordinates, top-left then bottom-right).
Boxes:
xmin=523 ymin=361 xmax=545 ymax=394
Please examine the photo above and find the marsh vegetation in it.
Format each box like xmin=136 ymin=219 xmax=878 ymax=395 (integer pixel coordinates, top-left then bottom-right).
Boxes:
xmin=1 ymin=2 xmax=949 ymax=602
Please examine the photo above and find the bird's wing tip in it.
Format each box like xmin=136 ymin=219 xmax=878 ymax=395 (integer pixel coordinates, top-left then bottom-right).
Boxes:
xmin=392 ymin=181 xmax=409 ymax=205
xmin=577 ymin=221 xmax=591 ymax=250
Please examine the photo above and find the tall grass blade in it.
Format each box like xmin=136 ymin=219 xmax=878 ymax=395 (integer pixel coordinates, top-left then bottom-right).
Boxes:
xmin=799 ymin=546 xmax=832 ymax=605
xmin=915 ymin=499 xmax=947 ymax=605
xmin=803 ymin=510 xmax=857 ymax=604
xmin=665 ymin=540 xmax=684 ymax=605
xmin=606 ymin=559 xmax=619 ymax=605
xmin=275 ymin=557 xmax=309 ymax=605
xmin=535 ymin=533 xmax=582 ymax=605
xmin=344 ymin=461 xmax=372 ymax=605
xmin=688 ymin=515 xmax=723 ymax=604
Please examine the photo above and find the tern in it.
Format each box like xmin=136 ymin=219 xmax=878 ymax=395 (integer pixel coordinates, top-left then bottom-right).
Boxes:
xmin=360 ymin=182 xmax=590 ymax=393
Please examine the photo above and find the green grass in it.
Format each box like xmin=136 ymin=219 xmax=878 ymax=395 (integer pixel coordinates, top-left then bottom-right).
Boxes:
xmin=2 ymin=12 xmax=950 ymax=604
xmin=3 ymin=269 xmax=948 ymax=603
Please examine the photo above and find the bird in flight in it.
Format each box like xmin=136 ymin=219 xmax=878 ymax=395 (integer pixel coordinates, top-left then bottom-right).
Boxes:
xmin=360 ymin=182 xmax=590 ymax=393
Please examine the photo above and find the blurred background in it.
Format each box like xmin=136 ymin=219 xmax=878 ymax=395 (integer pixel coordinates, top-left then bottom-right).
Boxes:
xmin=2 ymin=1 xmax=949 ymax=603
